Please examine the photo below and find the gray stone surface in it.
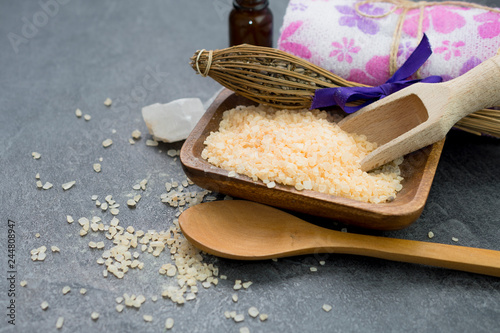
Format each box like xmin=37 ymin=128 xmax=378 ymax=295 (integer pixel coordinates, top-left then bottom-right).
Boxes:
xmin=0 ymin=1 xmax=499 ymax=332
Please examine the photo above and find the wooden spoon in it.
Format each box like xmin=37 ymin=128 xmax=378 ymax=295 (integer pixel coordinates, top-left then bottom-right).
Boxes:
xmin=179 ymin=200 xmax=500 ymax=277
xmin=338 ymin=54 xmax=500 ymax=171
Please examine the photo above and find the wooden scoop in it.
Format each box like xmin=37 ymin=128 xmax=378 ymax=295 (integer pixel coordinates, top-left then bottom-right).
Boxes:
xmin=338 ymin=54 xmax=500 ymax=171
xmin=179 ymin=200 xmax=500 ymax=277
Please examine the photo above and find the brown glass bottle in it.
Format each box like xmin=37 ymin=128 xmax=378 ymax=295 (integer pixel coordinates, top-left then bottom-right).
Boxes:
xmin=229 ymin=0 xmax=273 ymax=47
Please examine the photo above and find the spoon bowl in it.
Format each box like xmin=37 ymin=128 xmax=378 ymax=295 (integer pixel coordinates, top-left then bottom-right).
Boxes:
xmin=179 ymin=200 xmax=500 ymax=277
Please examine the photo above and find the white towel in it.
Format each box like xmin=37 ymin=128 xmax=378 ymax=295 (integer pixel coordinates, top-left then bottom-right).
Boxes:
xmin=278 ymin=0 xmax=500 ymax=85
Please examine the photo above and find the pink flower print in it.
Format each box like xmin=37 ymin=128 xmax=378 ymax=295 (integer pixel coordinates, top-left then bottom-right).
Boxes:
xmin=347 ymin=55 xmax=390 ymax=86
xmin=329 ymin=38 xmax=360 ymax=64
xmin=398 ymin=41 xmax=416 ymax=60
xmin=460 ymin=56 xmax=483 ymax=75
xmin=434 ymin=40 xmax=465 ymax=61
xmin=402 ymin=7 xmax=466 ymax=38
xmin=441 ymin=57 xmax=483 ymax=81
xmin=278 ymin=21 xmax=312 ymax=59
xmin=440 ymin=74 xmax=453 ymax=82
xmin=474 ymin=12 xmax=500 ymax=39
xmin=289 ymin=1 xmax=308 ymax=11
xmin=335 ymin=4 xmax=384 ymax=35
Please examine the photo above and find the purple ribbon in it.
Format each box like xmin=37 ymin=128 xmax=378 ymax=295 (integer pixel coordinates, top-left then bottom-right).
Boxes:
xmin=311 ymin=34 xmax=442 ymax=113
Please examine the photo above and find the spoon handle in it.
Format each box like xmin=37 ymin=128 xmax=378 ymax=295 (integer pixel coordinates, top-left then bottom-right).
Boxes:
xmin=323 ymin=231 xmax=500 ymax=277
xmin=445 ymin=53 xmax=500 ymax=124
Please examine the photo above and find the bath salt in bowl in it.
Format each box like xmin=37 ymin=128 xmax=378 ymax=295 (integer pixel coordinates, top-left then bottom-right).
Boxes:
xmin=180 ymin=89 xmax=444 ymax=230
xmin=201 ymin=105 xmax=404 ymax=204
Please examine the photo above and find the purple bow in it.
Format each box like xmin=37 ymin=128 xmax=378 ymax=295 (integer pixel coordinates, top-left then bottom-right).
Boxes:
xmin=311 ymin=34 xmax=442 ymax=113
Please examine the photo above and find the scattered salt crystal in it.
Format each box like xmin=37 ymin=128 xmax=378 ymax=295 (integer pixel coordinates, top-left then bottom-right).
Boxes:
xmin=146 ymin=139 xmax=158 ymax=146
xmin=62 ymin=286 xmax=71 ymax=295
xmin=131 ymin=130 xmax=141 ymax=139
xmin=41 ymin=301 xmax=49 ymax=310
xmin=234 ymin=314 xmax=245 ymax=323
xmin=66 ymin=215 xmax=74 ymax=224
xmin=233 ymin=281 xmax=242 ymax=290
xmin=116 ymin=304 xmax=124 ymax=312
xmin=452 ymin=237 xmax=459 ymax=242
xmin=56 ymin=317 xmax=64 ymax=329
xmin=78 ymin=217 xmax=89 ymax=226
xmin=259 ymin=314 xmax=268 ymax=321
xmin=32 ymin=152 xmax=41 ymax=159
xmin=240 ymin=328 xmax=250 ymax=333
xmin=242 ymin=281 xmax=252 ymax=289
xmin=36 ymin=180 xmax=43 ymax=188
xmin=248 ymin=306 xmax=259 ymax=318
xmin=110 ymin=217 xmax=119 ymax=227
xmin=42 ymin=182 xmax=53 ymax=190
xmin=143 ymin=315 xmax=153 ymax=322
xmin=232 ymin=293 xmax=238 ymax=302
xmin=84 ymin=114 xmax=91 ymax=121
xmin=62 ymin=181 xmax=76 ymax=190
xmin=102 ymin=139 xmax=113 ymax=148
xmin=51 ymin=246 xmax=60 ymax=252
xmin=104 ymin=98 xmax=112 ymax=106
xmin=80 ymin=288 xmax=87 ymax=295
xmin=93 ymin=163 xmax=101 ymax=173
xmin=91 ymin=312 xmax=99 ymax=320
xmin=310 ymin=267 xmax=318 ymax=272
xmin=127 ymin=199 xmax=136 ymax=208
xmin=75 ymin=108 xmax=82 ymax=117
xmin=428 ymin=231 xmax=435 ymax=239
xmin=20 ymin=280 xmax=27 ymax=287
xmin=322 ymin=304 xmax=333 ymax=312
xmin=165 ymin=318 xmax=174 ymax=330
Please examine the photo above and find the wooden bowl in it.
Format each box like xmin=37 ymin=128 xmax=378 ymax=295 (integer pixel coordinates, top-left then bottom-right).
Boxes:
xmin=180 ymin=89 xmax=445 ymax=230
